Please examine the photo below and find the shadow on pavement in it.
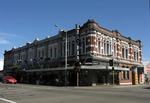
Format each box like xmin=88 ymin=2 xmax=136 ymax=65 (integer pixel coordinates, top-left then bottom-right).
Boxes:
xmin=143 ymin=87 xmax=150 ymax=89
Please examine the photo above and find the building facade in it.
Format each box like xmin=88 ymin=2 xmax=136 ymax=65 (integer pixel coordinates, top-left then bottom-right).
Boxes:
xmin=0 ymin=59 xmax=4 ymax=80
xmin=145 ymin=62 xmax=150 ymax=82
xmin=3 ymin=19 xmax=143 ymax=86
xmin=0 ymin=59 xmax=4 ymax=71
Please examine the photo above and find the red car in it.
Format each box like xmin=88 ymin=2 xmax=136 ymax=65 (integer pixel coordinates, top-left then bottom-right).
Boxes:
xmin=2 ymin=76 xmax=17 ymax=84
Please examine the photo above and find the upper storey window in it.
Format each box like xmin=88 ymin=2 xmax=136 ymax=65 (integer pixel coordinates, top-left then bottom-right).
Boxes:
xmin=28 ymin=48 xmax=34 ymax=60
xmin=37 ymin=47 xmax=45 ymax=59
xmin=61 ymin=42 xmax=66 ymax=57
xmin=104 ymin=40 xmax=112 ymax=55
xmin=14 ymin=53 xmax=19 ymax=62
xmin=68 ymin=41 xmax=75 ymax=56
xmin=134 ymin=50 xmax=138 ymax=61
xmin=54 ymin=47 xmax=57 ymax=58
xmin=50 ymin=48 xmax=52 ymax=58
xmin=68 ymin=36 xmax=75 ymax=56
xmin=48 ymin=44 xmax=58 ymax=59
xmin=122 ymin=46 xmax=128 ymax=59
xmin=113 ymin=43 xmax=116 ymax=58
xmin=71 ymin=41 xmax=75 ymax=55
xmin=98 ymin=38 xmax=101 ymax=53
xmin=82 ymin=38 xmax=86 ymax=53
xmin=20 ymin=50 xmax=26 ymax=61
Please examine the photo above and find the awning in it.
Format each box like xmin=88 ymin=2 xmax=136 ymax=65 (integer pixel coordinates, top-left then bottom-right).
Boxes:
xmin=81 ymin=65 xmax=130 ymax=71
xmin=23 ymin=65 xmax=130 ymax=72
xmin=24 ymin=66 xmax=74 ymax=72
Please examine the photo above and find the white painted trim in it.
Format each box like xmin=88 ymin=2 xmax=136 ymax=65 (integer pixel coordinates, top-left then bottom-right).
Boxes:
xmin=87 ymin=51 xmax=97 ymax=53
xmin=95 ymin=45 xmax=98 ymax=48
xmin=97 ymin=32 xmax=101 ymax=34
xmin=86 ymin=34 xmax=96 ymax=37
xmin=121 ymin=41 xmax=128 ymax=44
xmin=86 ymin=45 xmax=95 ymax=47
xmin=119 ymin=82 xmax=132 ymax=85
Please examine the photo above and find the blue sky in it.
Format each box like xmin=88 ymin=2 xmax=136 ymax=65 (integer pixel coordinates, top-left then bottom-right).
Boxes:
xmin=0 ymin=0 xmax=149 ymax=61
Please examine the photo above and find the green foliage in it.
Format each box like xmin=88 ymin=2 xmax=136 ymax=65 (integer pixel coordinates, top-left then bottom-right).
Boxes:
xmin=10 ymin=65 xmax=21 ymax=73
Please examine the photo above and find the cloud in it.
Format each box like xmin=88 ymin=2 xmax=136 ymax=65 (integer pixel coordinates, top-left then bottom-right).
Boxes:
xmin=0 ymin=32 xmax=20 ymax=38
xmin=0 ymin=39 xmax=9 ymax=44
xmin=0 ymin=32 xmax=24 ymax=45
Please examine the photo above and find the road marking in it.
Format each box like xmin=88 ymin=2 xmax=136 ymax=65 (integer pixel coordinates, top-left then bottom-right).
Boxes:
xmin=0 ymin=98 xmax=17 ymax=103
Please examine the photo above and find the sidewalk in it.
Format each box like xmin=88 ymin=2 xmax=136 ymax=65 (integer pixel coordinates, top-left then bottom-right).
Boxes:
xmin=75 ymin=83 xmax=149 ymax=89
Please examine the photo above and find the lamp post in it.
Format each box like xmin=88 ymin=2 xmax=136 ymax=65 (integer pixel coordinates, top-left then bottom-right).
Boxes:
xmin=55 ymin=24 xmax=67 ymax=86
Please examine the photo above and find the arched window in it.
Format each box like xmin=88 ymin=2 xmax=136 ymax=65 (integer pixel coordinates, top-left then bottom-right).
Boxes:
xmin=104 ymin=40 xmax=106 ymax=54
xmin=122 ymin=46 xmax=128 ymax=59
xmin=63 ymin=43 xmax=65 ymax=57
xmin=28 ymin=48 xmax=34 ymax=60
xmin=134 ymin=50 xmax=138 ymax=61
xmin=126 ymin=48 xmax=128 ymax=59
xmin=69 ymin=42 xmax=71 ymax=56
xmin=82 ymin=38 xmax=86 ymax=53
xmin=98 ymin=38 xmax=101 ymax=53
xmin=114 ymin=43 xmax=116 ymax=57
xmin=72 ymin=41 xmax=75 ymax=55
xmin=104 ymin=40 xmax=111 ymax=55
xmin=54 ymin=47 xmax=57 ymax=57
xmin=50 ymin=48 xmax=52 ymax=58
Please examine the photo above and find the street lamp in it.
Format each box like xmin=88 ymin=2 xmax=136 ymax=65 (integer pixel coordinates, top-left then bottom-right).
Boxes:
xmin=55 ymin=24 xmax=67 ymax=86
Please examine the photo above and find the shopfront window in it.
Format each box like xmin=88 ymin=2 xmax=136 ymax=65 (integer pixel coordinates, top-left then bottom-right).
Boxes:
xmin=122 ymin=71 xmax=130 ymax=80
xmin=97 ymin=71 xmax=106 ymax=84
xmin=80 ymin=71 xmax=88 ymax=86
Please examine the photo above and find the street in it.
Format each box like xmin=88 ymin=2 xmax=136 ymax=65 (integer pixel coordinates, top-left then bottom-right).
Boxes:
xmin=0 ymin=83 xmax=150 ymax=103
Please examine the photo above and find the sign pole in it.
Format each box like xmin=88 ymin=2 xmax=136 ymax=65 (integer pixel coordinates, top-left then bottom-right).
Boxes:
xmin=77 ymin=71 xmax=79 ymax=87
xmin=112 ymin=66 xmax=114 ymax=86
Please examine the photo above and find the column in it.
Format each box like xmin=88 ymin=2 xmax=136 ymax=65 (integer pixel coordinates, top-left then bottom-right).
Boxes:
xmin=132 ymin=68 xmax=138 ymax=85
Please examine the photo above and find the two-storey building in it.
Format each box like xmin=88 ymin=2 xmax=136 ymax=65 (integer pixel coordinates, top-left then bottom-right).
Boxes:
xmin=3 ymin=19 xmax=143 ymax=86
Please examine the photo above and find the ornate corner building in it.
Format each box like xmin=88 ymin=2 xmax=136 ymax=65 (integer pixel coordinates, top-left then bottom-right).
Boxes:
xmin=3 ymin=19 xmax=144 ymax=86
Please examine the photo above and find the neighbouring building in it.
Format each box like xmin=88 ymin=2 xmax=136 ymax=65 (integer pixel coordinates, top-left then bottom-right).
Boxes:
xmin=143 ymin=61 xmax=150 ymax=82
xmin=146 ymin=62 xmax=150 ymax=82
xmin=0 ymin=59 xmax=4 ymax=80
xmin=0 ymin=59 xmax=4 ymax=71
xmin=3 ymin=19 xmax=144 ymax=86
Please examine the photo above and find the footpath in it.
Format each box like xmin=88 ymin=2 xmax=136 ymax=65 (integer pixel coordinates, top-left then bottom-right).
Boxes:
xmin=75 ymin=83 xmax=150 ymax=89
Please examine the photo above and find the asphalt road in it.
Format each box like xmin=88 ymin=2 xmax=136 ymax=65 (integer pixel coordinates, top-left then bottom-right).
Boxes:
xmin=0 ymin=83 xmax=150 ymax=103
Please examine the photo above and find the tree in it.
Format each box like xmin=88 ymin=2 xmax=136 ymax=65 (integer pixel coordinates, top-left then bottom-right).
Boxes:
xmin=10 ymin=65 xmax=21 ymax=74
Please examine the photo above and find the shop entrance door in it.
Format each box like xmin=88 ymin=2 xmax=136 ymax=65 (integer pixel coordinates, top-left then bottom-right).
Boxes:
xmin=109 ymin=71 xmax=119 ymax=85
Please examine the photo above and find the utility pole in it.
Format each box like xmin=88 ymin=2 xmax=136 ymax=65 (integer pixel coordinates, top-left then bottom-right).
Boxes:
xmin=55 ymin=24 xmax=67 ymax=86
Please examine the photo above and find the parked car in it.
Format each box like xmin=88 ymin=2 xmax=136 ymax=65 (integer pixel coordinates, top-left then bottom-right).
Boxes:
xmin=2 ymin=76 xmax=17 ymax=84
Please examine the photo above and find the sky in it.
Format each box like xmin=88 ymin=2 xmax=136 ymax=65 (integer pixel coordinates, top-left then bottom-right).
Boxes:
xmin=0 ymin=0 xmax=149 ymax=61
